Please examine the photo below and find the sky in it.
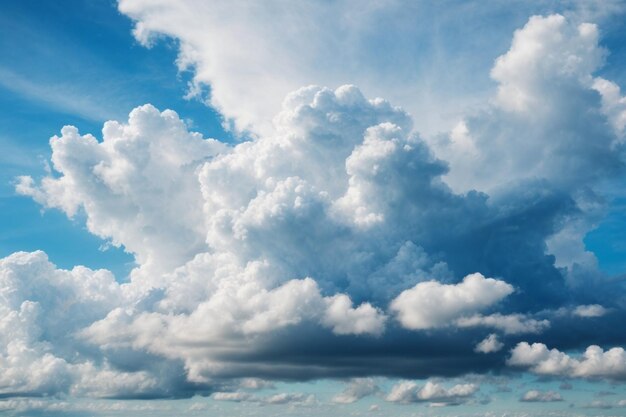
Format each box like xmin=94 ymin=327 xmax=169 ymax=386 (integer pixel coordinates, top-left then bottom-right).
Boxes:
xmin=1 ymin=1 xmax=626 ymax=416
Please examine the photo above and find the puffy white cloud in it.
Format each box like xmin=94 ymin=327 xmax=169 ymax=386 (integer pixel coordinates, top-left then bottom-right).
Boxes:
xmin=263 ymin=392 xmax=316 ymax=406
xmin=457 ymin=313 xmax=549 ymax=335
xmin=70 ymin=363 xmax=159 ymax=399
xmin=16 ymin=105 xmax=227 ymax=283
xmin=0 ymin=251 xmax=175 ymax=399
xmin=385 ymin=380 xmax=419 ymax=404
xmin=508 ymin=342 xmax=626 ymax=380
xmin=0 ymin=251 xmax=114 ymax=397
xmin=474 ymin=334 xmax=504 ymax=354
xmin=237 ymin=378 xmax=275 ymax=391
xmin=593 ymin=77 xmax=626 ymax=138
xmin=436 ymin=14 xmax=622 ymax=194
xmin=386 ymin=380 xmax=478 ymax=405
xmin=332 ymin=378 xmax=379 ymax=404
xmin=211 ymin=392 xmax=253 ymax=402
xmin=491 ymin=15 xmax=604 ymax=113
xmin=520 ymin=389 xmax=563 ymax=402
xmin=322 ymin=295 xmax=386 ymax=336
xmin=573 ymin=304 xmax=608 ymax=317
xmin=211 ymin=391 xmax=316 ymax=406
xmin=390 ymin=273 xmax=513 ymax=330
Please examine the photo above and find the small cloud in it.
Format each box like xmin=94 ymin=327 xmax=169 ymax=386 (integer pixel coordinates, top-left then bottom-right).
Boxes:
xmin=390 ymin=273 xmax=513 ymax=330
xmin=508 ymin=342 xmax=626 ymax=380
xmin=238 ymin=378 xmax=275 ymax=391
xmin=386 ymin=380 xmax=478 ymax=406
xmin=573 ymin=304 xmax=608 ymax=318
xmin=332 ymin=378 xmax=379 ymax=404
xmin=520 ymin=390 xmax=563 ymax=402
xmin=474 ymin=334 xmax=504 ymax=353
xmin=211 ymin=392 xmax=253 ymax=402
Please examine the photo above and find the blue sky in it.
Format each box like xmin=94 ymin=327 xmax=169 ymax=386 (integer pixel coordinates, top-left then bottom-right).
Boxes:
xmin=2 ymin=1 xmax=626 ymax=416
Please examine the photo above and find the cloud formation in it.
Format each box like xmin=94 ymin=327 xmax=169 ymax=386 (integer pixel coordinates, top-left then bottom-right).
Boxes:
xmin=332 ymin=378 xmax=379 ymax=404
xmin=386 ymin=380 xmax=478 ymax=406
xmin=116 ymin=1 xmax=624 ymax=138
xmin=508 ymin=342 xmax=626 ymax=380
xmin=390 ymin=274 xmax=513 ymax=330
xmin=474 ymin=334 xmax=504 ymax=354
xmin=7 ymin=9 xmax=626 ymax=406
xmin=520 ymin=390 xmax=563 ymax=402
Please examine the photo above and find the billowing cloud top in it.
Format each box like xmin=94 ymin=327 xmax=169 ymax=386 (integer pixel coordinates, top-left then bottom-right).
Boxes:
xmin=4 ymin=4 xmax=626 ymax=409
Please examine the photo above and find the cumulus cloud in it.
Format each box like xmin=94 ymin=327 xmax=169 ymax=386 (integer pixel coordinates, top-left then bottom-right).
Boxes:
xmin=491 ymin=15 xmax=604 ymax=113
xmin=211 ymin=392 xmax=253 ymax=402
xmin=322 ymin=295 xmax=386 ymax=336
xmin=508 ymin=342 xmax=626 ymax=380
xmin=0 ymin=251 xmax=177 ymax=399
xmin=390 ymin=273 xmax=513 ymax=330
xmin=211 ymin=391 xmax=316 ymax=406
xmin=332 ymin=378 xmax=379 ymax=404
xmin=436 ymin=14 xmax=622 ymax=194
xmin=520 ymin=389 xmax=563 ymax=402
xmin=386 ymin=381 xmax=478 ymax=406
xmin=12 ymin=78 xmax=623 ymax=394
xmin=16 ymin=105 xmax=228 ymax=282
xmin=474 ymin=334 xmax=504 ymax=354
xmin=573 ymin=304 xmax=608 ymax=317
xmin=263 ymin=393 xmax=316 ymax=406
xmin=237 ymin=378 xmax=275 ymax=391
xmin=593 ymin=77 xmax=626 ymax=138
xmin=457 ymin=313 xmax=550 ymax=335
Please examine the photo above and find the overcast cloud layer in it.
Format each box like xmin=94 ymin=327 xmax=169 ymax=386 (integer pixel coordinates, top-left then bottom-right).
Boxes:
xmin=3 ymin=1 xmax=626 ymax=414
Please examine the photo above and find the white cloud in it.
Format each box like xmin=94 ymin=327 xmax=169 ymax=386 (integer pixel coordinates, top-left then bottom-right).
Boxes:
xmin=457 ymin=313 xmax=549 ymax=335
xmin=491 ymin=15 xmax=604 ymax=113
xmin=263 ymin=392 xmax=316 ymax=406
xmin=508 ymin=342 xmax=626 ymax=380
xmin=390 ymin=273 xmax=513 ymax=330
xmin=211 ymin=392 xmax=253 ymax=402
xmin=593 ymin=77 xmax=626 ymax=138
xmin=520 ymin=389 xmax=563 ymax=402
xmin=70 ymin=363 xmax=159 ymax=399
xmin=16 ymin=105 xmax=228 ymax=283
xmin=0 ymin=251 xmax=173 ymax=399
xmin=474 ymin=334 xmax=504 ymax=354
xmin=322 ymin=295 xmax=386 ymax=336
xmin=117 ymin=1 xmax=624 ymax=140
xmin=386 ymin=380 xmax=478 ymax=405
xmin=436 ymin=14 xmax=621 ymax=194
xmin=332 ymin=378 xmax=379 ymax=404
xmin=237 ymin=378 xmax=275 ymax=390
xmin=211 ymin=391 xmax=316 ymax=406
xmin=573 ymin=304 xmax=608 ymax=317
